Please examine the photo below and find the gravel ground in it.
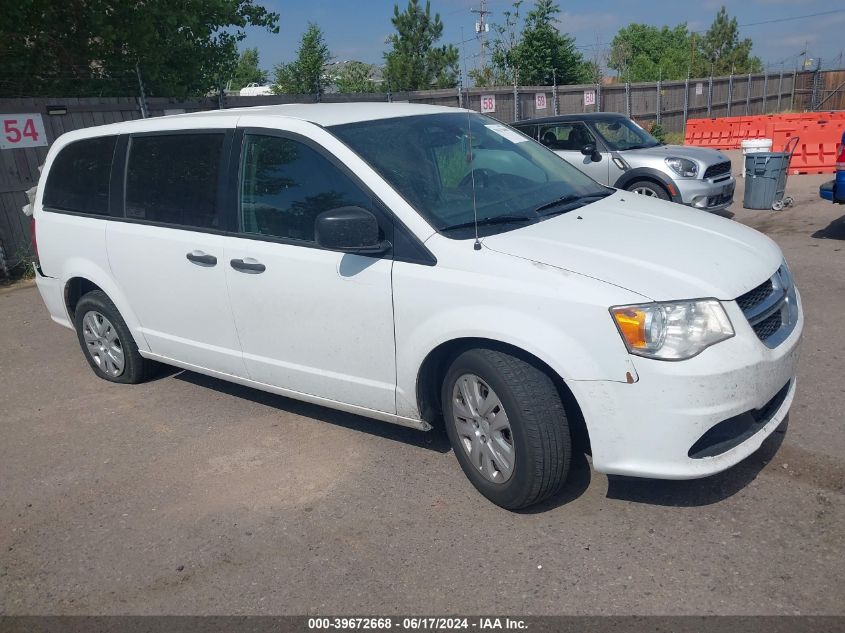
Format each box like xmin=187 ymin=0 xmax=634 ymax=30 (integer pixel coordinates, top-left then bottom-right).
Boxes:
xmin=1 ymin=153 xmax=843 ymax=615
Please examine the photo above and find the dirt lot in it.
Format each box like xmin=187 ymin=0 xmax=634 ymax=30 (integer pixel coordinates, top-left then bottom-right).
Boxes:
xmin=1 ymin=152 xmax=843 ymax=615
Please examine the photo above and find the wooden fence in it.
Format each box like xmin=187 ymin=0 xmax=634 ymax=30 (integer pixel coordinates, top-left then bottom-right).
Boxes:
xmin=1 ymin=68 xmax=837 ymax=270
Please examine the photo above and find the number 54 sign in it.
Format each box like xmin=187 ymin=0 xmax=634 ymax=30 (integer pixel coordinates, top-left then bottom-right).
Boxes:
xmin=1 ymin=113 xmax=48 ymax=149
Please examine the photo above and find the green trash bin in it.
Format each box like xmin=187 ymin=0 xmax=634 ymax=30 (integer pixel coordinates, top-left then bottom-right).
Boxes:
xmin=743 ymin=138 xmax=798 ymax=210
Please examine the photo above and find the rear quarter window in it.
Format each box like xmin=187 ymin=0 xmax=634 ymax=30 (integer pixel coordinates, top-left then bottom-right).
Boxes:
xmin=43 ymin=136 xmax=117 ymax=215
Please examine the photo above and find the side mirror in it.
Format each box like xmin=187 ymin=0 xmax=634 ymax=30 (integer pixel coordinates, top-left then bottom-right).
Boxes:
xmin=315 ymin=206 xmax=389 ymax=255
xmin=581 ymin=143 xmax=600 ymax=160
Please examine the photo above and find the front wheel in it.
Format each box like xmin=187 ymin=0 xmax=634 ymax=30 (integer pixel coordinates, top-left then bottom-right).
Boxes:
xmin=627 ymin=180 xmax=671 ymax=200
xmin=441 ymin=348 xmax=571 ymax=510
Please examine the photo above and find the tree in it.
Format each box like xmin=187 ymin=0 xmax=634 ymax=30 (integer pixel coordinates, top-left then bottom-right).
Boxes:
xmin=0 ymin=0 xmax=279 ymax=97
xmin=699 ymin=6 xmax=762 ymax=75
xmin=609 ymin=23 xmax=693 ymax=82
xmin=230 ymin=48 xmax=268 ymax=90
xmin=273 ymin=23 xmax=332 ymax=95
xmin=384 ymin=0 xmax=459 ymax=91
xmin=490 ymin=0 xmax=589 ymax=86
xmin=333 ymin=62 xmax=377 ymax=93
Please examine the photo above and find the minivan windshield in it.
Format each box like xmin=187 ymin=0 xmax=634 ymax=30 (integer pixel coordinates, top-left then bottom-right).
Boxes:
xmin=592 ymin=118 xmax=661 ymax=151
xmin=330 ymin=113 xmax=611 ymax=238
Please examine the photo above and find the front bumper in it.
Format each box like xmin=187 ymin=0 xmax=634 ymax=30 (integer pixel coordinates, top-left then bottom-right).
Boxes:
xmin=675 ymin=175 xmax=736 ymax=211
xmin=569 ymin=293 xmax=803 ymax=479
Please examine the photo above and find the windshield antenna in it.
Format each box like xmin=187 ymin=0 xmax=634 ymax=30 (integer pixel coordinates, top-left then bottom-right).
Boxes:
xmin=460 ymin=27 xmax=482 ymax=251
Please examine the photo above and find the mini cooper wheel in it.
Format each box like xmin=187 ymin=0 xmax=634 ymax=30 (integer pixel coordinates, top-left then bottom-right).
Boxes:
xmin=442 ymin=348 xmax=571 ymax=510
xmin=73 ymin=290 xmax=158 ymax=384
xmin=627 ymin=180 xmax=670 ymax=200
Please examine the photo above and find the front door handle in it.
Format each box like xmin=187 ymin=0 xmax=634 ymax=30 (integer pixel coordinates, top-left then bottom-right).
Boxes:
xmin=186 ymin=251 xmax=217 ymax=266
xmin=230 ymin=258 xmax=266 ymax=274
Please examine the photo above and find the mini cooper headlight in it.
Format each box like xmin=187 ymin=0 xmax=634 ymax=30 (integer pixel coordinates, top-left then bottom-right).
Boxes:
xmin=665 ymin=157 xmax=698 ymax=178
xmin=610 ymin=299 xmax=734 ymax=360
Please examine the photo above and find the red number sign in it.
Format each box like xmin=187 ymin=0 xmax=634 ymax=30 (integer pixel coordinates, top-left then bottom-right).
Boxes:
xmin=1 ymin=114 xmax=48 ymax=149
xmin=480 ymin=95 xmax=496 ymax=113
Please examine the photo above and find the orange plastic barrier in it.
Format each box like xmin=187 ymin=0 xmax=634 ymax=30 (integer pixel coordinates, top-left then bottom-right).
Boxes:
xmin=684 ymin=112 xmax=845 ymax=174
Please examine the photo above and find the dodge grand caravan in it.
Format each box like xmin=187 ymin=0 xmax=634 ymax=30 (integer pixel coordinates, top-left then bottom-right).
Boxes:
xmin=32 ymin=104 xmax=802 ymax=509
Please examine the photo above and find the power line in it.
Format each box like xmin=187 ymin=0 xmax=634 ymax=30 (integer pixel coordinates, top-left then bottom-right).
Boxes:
xmin=470 ymin=0 xmax=492 ymax=69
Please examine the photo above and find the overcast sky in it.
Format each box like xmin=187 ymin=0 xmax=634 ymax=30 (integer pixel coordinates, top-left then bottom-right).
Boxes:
xmin=240 ymin=0 xmax=845 ymax=75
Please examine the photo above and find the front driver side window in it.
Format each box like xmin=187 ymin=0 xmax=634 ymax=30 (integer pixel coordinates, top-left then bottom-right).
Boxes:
xmin=239 ymin=134 xmax=373 ymax=242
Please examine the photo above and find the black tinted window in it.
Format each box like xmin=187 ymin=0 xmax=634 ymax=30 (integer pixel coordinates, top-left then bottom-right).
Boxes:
xmin=43 ymin=136 xmax=116 ymax=215
xmin=240 ymin=135 xmax=371 ymax=242
xmin=126 ymin=134 xmax=224 ymax=229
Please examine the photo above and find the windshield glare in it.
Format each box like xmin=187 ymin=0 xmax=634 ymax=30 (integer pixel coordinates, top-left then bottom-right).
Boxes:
xmin=329 ymin=113 xmax=610 ymax=237
xmin=593 ymin=118 xmax=660 ymax=151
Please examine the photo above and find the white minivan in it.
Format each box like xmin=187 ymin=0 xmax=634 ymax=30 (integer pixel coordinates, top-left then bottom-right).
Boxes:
xmin=32 ymin=104 xmax=802 ymax=509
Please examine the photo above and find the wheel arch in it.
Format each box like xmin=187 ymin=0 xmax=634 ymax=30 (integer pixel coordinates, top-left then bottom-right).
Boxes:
xmin=614 ymin=168 xmax=681 ymax=202
xmin=415 ymin=337 xmax=590 ymax=451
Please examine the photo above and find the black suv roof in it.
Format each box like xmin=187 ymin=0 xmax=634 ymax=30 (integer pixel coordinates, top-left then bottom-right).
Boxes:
xmin=512 ymin=112 xmax=628 ymax=126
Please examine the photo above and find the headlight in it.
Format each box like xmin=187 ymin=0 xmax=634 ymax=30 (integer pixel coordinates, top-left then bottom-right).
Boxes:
xmin=610 ymin=299 xmax=734 ymax=360
xmin=665 ymin=157 xmax=698 ymax=178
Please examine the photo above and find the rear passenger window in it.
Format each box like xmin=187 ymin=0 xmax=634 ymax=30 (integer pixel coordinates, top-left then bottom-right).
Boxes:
xmin=125 ymin=134 xmax=224 ymax=229
xmin=239 ymin=134 xmax=372 ymax=242
xmin=43 ymin=136 xmax=116 ymax=215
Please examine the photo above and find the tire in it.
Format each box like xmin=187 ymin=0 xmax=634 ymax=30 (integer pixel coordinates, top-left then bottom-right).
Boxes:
xmin=627 ymin=180 xmax=671 ymax=200
xmin=73 ymin=290 xmax=158 ymax=384
xmin=441 ymin=348 xmax=571 ymax=510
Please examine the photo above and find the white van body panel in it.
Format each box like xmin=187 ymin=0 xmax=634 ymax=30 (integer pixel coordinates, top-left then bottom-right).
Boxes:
xmin=32 ymin=103 xmax=803 ymax=482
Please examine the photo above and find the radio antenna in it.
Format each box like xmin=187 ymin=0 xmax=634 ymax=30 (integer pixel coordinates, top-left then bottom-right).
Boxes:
xmin=460 ymin=27 xmax=482 ymax=251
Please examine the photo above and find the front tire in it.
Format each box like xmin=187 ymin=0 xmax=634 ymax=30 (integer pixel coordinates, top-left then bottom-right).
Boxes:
xmin=627 ymin=180 xmax=671 ymax=200
xmin=441 ymin=348 xmax=571 ymax=510
xmin=73 ymin=290 xmax=158 ymax=384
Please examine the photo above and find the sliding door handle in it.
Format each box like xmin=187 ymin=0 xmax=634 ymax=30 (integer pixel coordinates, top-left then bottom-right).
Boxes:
xmin=186 ymin=251 xmax=217 ymax=266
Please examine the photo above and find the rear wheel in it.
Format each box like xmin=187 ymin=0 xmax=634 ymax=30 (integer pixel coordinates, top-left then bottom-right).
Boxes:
xmin=441 ymin=348 xmax=571 ymax=510
xmin=627 ymin=180 xmax=670 ymax=200
xmin=73 ymin=290 xmax=158 ymax=384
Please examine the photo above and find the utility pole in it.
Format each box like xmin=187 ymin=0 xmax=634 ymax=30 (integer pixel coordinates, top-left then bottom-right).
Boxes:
xmin=471 ymin=0 xmax=492 ymax=70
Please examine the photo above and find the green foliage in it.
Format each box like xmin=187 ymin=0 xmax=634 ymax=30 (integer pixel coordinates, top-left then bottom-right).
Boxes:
xmin=489 ymin=1 xmax=589 ymax=86
xmin=333 ymin=62 xmax=377 ymax=93
xmin=273 ymin=23 xmax=332 ymax=95
xmin=649 ymin=123 xmax=667 ymax=143
xmin=608 ymin=6 xmax=761 ymax=83
xmin=699 ymin=6 xmax=762 ymax=75
xmin=609 ymin=23 xmax=694 ymax=82
xmin=384 ymin=0 xmax=460 ymax=91
xmin=0 ymin=0 xmax=279 ymax=97
xmin=230 ymin=48 xmax=268 ymax=91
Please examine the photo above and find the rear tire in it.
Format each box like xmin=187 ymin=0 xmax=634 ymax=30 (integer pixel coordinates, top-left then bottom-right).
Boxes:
xmin=627 ymin=180 xmax=670 ymax=200
xmin=73 ymin=290 xmax=158 ymax=384
xmin=441 ymin=348 xmax=571 ymax=510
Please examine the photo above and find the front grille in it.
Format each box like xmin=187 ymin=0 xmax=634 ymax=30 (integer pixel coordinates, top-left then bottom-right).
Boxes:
xmin=735 ymin=264 xmax=797 ymax=348
xmin=704 ymin=161 xmax=731 ymax=179
xmin=736 ymin=279 xmax=774 ymax=313
xmin=753 ymin=311 xmax=782 ymax=340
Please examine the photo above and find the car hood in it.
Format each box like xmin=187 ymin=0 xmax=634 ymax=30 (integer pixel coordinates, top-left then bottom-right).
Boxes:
xmin=624 ymin=144 xmax=731 ymax=166
xmin=481 ymin=191 xmax=782 ymax=301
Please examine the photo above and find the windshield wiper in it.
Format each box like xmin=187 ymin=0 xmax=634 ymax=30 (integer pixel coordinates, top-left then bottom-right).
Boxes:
xmin=534 ymin=192 xmax=611 ymax=216
xmin=440 ymin=215 xmax=534 ymax=232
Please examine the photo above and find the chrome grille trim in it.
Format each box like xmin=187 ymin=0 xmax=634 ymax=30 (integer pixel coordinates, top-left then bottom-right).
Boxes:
xmin=736 ymin=264 xmax=798 ymax=348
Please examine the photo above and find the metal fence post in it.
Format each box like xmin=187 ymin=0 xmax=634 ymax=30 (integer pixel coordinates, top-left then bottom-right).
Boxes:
xmin=135 ymin=62 xmax=149 ymax=118
xmin=707 ymin=75 xmax=713 ymax=117
xmin=790 ymin=69 xmax=796 ymax=111
xmin=683 ymin=77 xmax=689 ymax=134
xmin=777 ymin=68 xmax=784 ymax=111
xmin=727 ymin=74 xmax=733 ymax=117
xmin=596 ymin=82 xmax=602 ymax=112
xmin=762 ymin=71 xmax=768 ymax=114
xmin=625 ymin=82 xmax=631 ymax=117
xmin=811 ymin=60 xmax=823 ymax=111
xmin=457 ymin=82 xmax=463 ymax=109
xmin=552 ymin=69 xmax=559 ymax=115
xmin=656 ymin=79 xmax=662 ymax=126
xmin=745 ymin=73 xmax=751 ymax=115
xmin=513 ymin=68 xmax=520 ymax=122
